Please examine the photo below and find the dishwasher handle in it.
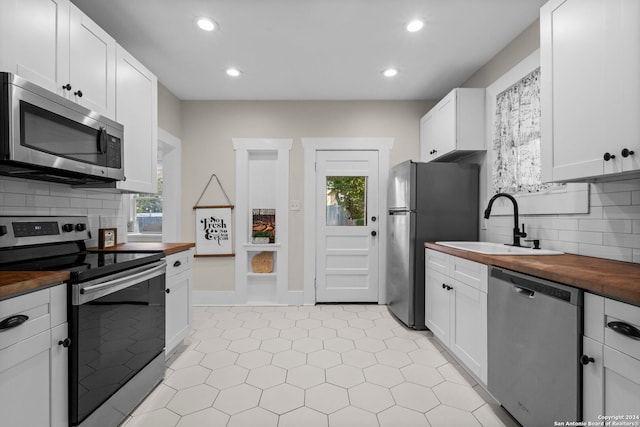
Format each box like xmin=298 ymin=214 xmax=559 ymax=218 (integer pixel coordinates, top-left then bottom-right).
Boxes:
xmin=515 ymin=286 xmax=535 ymax=298
xmin=490 ymin=267 xmax=581 ymax=305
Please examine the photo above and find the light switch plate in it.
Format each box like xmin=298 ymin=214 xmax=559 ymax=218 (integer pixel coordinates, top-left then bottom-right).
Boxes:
xmin=289 ymin=200 xmax=301 ymax=211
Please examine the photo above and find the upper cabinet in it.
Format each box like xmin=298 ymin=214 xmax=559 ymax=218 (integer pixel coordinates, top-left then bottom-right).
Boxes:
xmin=419 ymin=88 xmax=485 ymax=162
xmin=0 ymin=0 xmax=116 ymax=119
xmin=541 ymin=0 xmax=640 ymax=182
xmin=115 ymin=45 xmax=158 ymax=193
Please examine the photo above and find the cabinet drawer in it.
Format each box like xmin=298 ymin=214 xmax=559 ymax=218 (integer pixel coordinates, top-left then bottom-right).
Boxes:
xmin=604 ymin=298 xmax=640 ymax=360
xmin=449 ymin=256 xmax=488 ymax=293
xmin=426 ymin=249 xmax=449 ymax=275
xmin=0 ymin=288 xmax=52 ymax=351
xmin=166 ymin=249 xmax=194 ymax=278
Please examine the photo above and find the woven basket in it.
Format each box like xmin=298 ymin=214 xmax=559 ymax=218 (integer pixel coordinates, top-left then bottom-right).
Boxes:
xmin=251 ymin=251 xmax=274 ymax=273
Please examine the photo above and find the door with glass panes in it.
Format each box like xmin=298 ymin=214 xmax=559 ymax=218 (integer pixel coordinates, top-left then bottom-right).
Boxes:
xmin=315 ymin=150 xmax=379 ymax=302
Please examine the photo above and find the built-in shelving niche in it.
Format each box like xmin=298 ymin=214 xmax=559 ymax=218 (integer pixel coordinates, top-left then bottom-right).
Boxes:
xmin=233 ymin=138 xmax=294 ymax=305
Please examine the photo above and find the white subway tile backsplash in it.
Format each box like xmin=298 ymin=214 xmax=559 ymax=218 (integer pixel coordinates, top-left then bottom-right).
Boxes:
xmin=590 ymin=191 xmax=632 ymax=207
xmin=484 ymin=177 xmax=640 ymax=264
xmin=579 ymin=219 xmax=632 ymax=233
xmin=603 ymin=233 xmax=640 ymax=249
xmin=0 ymin=177 xmax=127 ymax=243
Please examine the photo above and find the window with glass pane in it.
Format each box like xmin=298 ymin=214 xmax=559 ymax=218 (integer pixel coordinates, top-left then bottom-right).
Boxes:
xmin=135 ymin=161 xmax=163 ymax=233
xmin=326 ymin=176 xmax=367 ymax=226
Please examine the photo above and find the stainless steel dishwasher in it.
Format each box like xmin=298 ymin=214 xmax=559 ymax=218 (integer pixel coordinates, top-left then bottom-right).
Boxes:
xmin=488 ymin=267 xmax=582 ymax=427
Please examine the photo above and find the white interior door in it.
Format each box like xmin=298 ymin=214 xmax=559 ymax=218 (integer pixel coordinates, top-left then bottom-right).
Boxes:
xmin=316 ymin=150 xmax=379 ymax=302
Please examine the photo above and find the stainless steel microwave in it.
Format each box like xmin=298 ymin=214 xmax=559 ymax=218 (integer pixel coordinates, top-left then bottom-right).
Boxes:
xmin=0 ymin=72 xmax=124 ymax=185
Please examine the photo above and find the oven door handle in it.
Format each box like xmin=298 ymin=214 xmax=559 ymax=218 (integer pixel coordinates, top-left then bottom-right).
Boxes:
xmin=74 ymin=261 xmax=166 ymax=304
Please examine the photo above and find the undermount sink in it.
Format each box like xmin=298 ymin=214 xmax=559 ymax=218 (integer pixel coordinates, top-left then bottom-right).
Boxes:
xmin=436 ymin=241 xmax=564 ymax=255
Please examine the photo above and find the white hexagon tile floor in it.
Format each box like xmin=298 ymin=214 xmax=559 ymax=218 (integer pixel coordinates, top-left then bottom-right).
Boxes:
xmin=120 ymin=305 xmax=521 ymax=427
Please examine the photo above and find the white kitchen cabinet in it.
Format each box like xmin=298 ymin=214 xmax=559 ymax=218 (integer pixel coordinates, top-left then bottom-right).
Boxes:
xmin=0 ymin=284 xmax=68 ymax=427
xmin=425 ymin=249 xmax=488 ymax=384
xmin=582 ymin=293 xmax=640 ymax=422
xmin=0 ymin=0 xmax=116 ymax=119
xmin=68 ymin=4 xmax=116 ymax=118
xmin=541 ymin=0 xmax=640 ymax=182
xmin=165 ymin=249 xmax=194 ymax=357
xmin=419 ymin=88 xmax=485 ymax=162
xmin=115 ymin=45 xmax=158 ymax=194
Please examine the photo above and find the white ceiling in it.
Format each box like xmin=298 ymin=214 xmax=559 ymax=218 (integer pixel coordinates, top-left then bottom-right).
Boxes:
xmin=70 ymin=0 xmax=546 ymax=101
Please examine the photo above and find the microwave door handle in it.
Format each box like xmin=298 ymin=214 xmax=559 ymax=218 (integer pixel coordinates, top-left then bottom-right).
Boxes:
xmin=98 ymin=127 xmax=107 ymax=154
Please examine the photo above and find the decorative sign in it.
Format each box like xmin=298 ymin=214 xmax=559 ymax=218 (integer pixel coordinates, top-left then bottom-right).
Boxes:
xmin=98 ymin=228 xmax=117 ymax=248
xmin=195 ymin=207 xmax=233 ymax=255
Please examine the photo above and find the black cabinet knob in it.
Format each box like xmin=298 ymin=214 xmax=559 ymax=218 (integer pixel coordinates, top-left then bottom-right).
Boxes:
xmin=58 ymin=338 xmax=71 ymax=348
xmin=166 ymin=288 xmax=171 ymax=294
xmin=442 ymin=283 xmax=446 ymax=289
xmin=622 ymin=148 xmax=635 ymax=158
xmin=603 ymin=152 xmax=616 ymax=161
xmin=580 ymin=355 xmax=595 ymax=365
xmin=74 ymin=90 xmax=83 ymax=98
xmin=62 ymin=83 xmax=72 ymax=91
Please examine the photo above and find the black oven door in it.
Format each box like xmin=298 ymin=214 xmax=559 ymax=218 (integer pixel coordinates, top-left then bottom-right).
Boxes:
xmin=69 ymin=261 xmax=166 ymax=426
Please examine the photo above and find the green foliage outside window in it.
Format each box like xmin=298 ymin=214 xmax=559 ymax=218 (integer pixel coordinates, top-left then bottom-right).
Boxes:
xmin=327 ymin=176 xmax=366 ymax=224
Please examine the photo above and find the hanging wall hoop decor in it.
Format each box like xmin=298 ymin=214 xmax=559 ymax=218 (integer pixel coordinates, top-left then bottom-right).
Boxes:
xmin=193 ymin=174 xmax=235 ymax=257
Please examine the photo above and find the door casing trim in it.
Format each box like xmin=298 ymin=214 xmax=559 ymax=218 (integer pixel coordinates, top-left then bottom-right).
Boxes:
xmin=301 ymin=137 xmax=394 ymax=305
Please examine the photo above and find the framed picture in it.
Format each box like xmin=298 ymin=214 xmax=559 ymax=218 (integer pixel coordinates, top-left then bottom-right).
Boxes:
xmin=98 ymin=228 xmax=117 ymax=248
xmin=195 ymin=206 xmax=233 ymax=255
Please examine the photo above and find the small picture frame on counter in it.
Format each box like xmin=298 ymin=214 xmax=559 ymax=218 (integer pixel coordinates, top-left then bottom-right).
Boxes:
xmin=98 ymin=228 xmax=117 ymax=249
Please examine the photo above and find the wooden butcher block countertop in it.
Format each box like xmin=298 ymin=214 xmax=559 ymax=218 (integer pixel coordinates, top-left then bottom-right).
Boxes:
xmin=425 ymin=242 xmax=640 ymax=306
xmin=88 ymin=242 xmax=195 ymax=255
xmin=0 ymin=271 xmax=70 ymax=301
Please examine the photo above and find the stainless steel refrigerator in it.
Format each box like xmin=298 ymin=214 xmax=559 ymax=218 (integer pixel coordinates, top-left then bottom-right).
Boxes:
xmin=386 ymin=161 xmax=478 ymax=329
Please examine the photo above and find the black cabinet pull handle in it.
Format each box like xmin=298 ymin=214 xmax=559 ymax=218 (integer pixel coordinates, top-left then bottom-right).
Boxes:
xmin=74 ymin=90 xmax=83 ymax=98
xmin=580 ymin=355 xmax=595 ymax=365
xmin=166 ymin=288 xmax=171 ymax=294
xmin=607 ymin=321 xmax=640 ymax=340
xmin=603 ymin=152 xmax=616 ymax=161
xmin=58 ymin=338 xmax=71 ymax=348
xmin=441 ymin=284 xmax=453 ymax=291
xmin=622 ymin=148 xmax=635 ymax=158
xmin=173 ymin=260 xmax=182 ymax=268
xmin=0 ymin=314 xmax=29 ymax=330
xmin=62 ymin=83 xmax=72 ymax=91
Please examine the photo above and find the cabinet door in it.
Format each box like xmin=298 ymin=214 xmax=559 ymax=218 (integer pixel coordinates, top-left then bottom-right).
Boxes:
xmin=433 ymin=90 xmax=457 ymax=159
xmin=425 ymin=267 xmax=450 ymax=346
xmin=0 ymin=331 xmax=51 ymax=427
xmin=69 ymin=4 xmax=116 ymax=118
xmin=419 ymin=112 xmax=437 ymax=162
xmin=582 ymin=336 xmax=640 ymax=422
xmin=0 ymin=0 xmax=70 ymax=94
xmin=115 ymin=45 xmax=158 ymax=193
xmin=50 ymin=323 xmax=69 ymax=427
xmin=166 ymin=270 xmax=191 ymax=357
xmin=451 ymin=280 xmax=487 ymax=384
xmin=541 ymin=0 xmax=608 ymax=181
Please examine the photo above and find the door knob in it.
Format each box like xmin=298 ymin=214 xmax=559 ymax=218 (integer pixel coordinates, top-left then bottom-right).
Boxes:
xmin=371 ymin=216 xmax=377 ymax=222
xmin=622 ymin=148 xmax=635 ymax=158
xmin=371 ymin=231 xmax=377 ymax=237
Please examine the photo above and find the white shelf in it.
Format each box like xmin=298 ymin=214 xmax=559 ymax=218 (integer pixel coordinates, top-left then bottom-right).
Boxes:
xmin=243 ymin=243 xmax=281 ymax=251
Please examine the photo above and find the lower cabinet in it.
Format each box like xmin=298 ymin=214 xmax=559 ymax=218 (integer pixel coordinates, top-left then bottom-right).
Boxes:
xmin=425 ymin=249 xmax=488 ymax=384
xmin=0 ymin=284 xmax=68 ymax=427
xmin=165 ymin=249 xmax=194 ymax=357
xmin=582 ymin=293 xmax=640 ymax=421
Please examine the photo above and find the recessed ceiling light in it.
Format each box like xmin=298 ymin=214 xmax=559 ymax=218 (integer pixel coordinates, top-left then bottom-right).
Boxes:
xmin=226 ymin=68 xmax=241 ymax=77
xmin=383 ymin=68 xmax=398 ymax=78
xmin=197 ymin=17 xmax=216 ymax=31
xmin=406 ymin=19 xmax=424 ymax=32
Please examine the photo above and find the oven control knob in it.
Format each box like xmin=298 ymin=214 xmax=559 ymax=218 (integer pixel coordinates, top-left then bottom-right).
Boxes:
xmin=62 ymin=224 xmax=74 ymax=232
xmin=75 ymin=223 xmax=87 ymax=232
